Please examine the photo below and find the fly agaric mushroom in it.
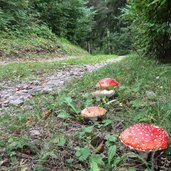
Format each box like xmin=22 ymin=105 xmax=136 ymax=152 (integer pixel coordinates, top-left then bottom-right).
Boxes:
xmin=81 ymin=106 xmax=106 ymax=121
xmin=96 ymin=78 xmax=119 ymax=89
xmin=91 ymin=90 xmax=115 ymax=98
xmin=119 ymin=123 xmax=169 ymax=152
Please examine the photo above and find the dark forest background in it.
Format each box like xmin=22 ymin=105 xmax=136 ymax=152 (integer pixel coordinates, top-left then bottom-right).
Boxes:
xmin=0 ymin=0 xmax=170 ymax=62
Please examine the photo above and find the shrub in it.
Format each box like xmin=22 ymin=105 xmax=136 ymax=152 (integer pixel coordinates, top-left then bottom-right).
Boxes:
xmin=122 ymin=0 xmax=171 ymax=63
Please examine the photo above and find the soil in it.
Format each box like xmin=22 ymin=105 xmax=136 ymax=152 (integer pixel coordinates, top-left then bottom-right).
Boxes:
xmin=0 ymin=55 xmax=81 ymax=65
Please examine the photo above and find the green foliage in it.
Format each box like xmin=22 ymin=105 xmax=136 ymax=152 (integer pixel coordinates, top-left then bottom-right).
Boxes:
xmin=76 ymin=147 xmax=90 ymax=161
xmin=52 ymin=135 xmax=66 ymax=146
xmin=75 ymin=139 xmax=139 ymax=171
xmin=7 ymin=136 xmax=33 ymax=153
xmin=86 ymin=0 xmax=130 ymax=55
xmin=59 ymin=96 xmax=81 ymax=114
xmin=0 ymin=0 xmax=32 ymax=30
xmin=57 ymin=113 xmax=72 ymax=119
xmin=0 ymin=0 xmax=132 ymax=55
xmin=0 ymin=26 xmax=88 ymax=60
xmin=122 ymin=0 xmax=171 ymax=62
xmin=34 ymin=0 xmax=93 ymax=44
xmin=105 ymin=29 xmax=132 ymax=55
xmin=0 ymin=0 xmax=93 ymax=46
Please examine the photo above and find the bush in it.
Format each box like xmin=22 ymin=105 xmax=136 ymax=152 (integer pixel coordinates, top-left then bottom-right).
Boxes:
xmin=123 ymin=0 xmax=171 ymax=63
xmin=108 ymin=29 xmax=132 ymax=55
xmin=0 ymin=0 xmax=92 ymax=46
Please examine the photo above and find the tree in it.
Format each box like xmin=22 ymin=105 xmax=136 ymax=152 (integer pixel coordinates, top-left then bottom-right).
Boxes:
xmin=86 ymin=0 xmax=130 ymax=55
xmin=0 ymin=0 xmax=33 ymax=30
xmin=123 ymin=0 xmax=171 ymax=63
xmin=32 ymin=0 xmax=92 ymax=44
xmin=0 ymin=0 xmax=92 ymax=46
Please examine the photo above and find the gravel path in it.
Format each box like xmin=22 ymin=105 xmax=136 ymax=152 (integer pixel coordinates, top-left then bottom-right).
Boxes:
xmin=0 ymin=55 xmax=81 ymax=65
xmin=0 ymin=56 xmax=127 ymax=109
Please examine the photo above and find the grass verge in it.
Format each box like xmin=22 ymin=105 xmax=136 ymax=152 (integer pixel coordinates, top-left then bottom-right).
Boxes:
xmin=0 ymin=55 xmax=117 ymax=82
xmin=0 ymin=55 xmax=171 ymax=170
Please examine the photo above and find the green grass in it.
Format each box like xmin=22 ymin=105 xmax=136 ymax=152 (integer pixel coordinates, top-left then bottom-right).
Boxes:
xmin=0 ymin=55 xmax=171 ymax=170
xmin=0 ymin=54 xmax=117 ymax=82
xmin=0 ymin=30 xmax=88 ymax=60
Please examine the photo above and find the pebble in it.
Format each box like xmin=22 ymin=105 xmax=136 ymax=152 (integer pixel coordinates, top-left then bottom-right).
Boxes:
xmin=9 ymin=98 xmax=24 ymax=106
xmin=41 ymin=87 xmax=53 ymax=94
xmin=29 ymin=129 xmax=41 ymax=136
xmin=146 ymin=90 xmax=156 ymax=97
xmin=0 ymin=56 xmax=127 ymax=111
xmin=31 ymin=80 xmax=41 ymax=86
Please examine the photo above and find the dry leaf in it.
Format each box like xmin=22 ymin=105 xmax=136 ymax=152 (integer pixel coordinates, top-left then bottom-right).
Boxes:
xmin=96 ymin=140 xmax=105 ymax=153
xmin=40 ymin=79 xmax=48 ymax=85
xmin=0 ymin=158 xmax=9 ymax=166
xmin=43 ymin=110 xmax=52 ymax=120
xmin=26 ymin=117 xmax=33 ymax=123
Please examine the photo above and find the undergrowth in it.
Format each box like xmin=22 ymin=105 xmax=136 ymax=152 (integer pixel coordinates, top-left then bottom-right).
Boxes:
xmin=0 ymin=55 xmax=171 ymax=171
xmin=0 ymin=27 xmax=88 ymax=60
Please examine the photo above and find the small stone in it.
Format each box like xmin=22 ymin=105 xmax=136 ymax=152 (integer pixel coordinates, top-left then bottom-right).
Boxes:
xmin=9 ymin=98 xmax=24 ymax=106
xmin=23 ymin=85 xmax=32 ymax=90
xmin=16 ymin=87 xmax=23 ymax=91
xmin=31 ymin=80 xmax=41 ymax=86
xmin=69 ymin=72 xmax=75 ymax=76
xmin=30 ymin=87 xmax=43 ymax=94
xmin=3 ymin=100 xmax=9 ymax=104
xmin=41 ymin=87 xmax=53 ymax=94
xmin=146 ymin=91 xmax=156 ymax=97
xmin=21 ymin=90 xmax=28 ymax=93
xmin=29 ymin=129 xmax=41 ymax=136
xmin=2 ymin=94 xmax=10 ymax=99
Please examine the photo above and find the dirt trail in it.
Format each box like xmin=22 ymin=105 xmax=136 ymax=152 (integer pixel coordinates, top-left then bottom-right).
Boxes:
xmin=0 ymin=56 xmax=127 ymax=110
xmin=0 ymin=55 xmax=81 ymax=65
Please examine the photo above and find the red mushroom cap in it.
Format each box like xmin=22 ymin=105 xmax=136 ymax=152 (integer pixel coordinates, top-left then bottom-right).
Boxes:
xmin=119 ymin=123 xmax=169 ymax=152
xmin=96 ymin=78 xmax=119 ymax=89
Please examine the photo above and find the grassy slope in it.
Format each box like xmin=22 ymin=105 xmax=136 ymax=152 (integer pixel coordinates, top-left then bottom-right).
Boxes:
xmin=0 ymin=55 xmax=171 ymax=170
xmin=0 ymin=55 xmax=116 ymax=82
xmin=0 ymin=31 xmax=88 ymax=60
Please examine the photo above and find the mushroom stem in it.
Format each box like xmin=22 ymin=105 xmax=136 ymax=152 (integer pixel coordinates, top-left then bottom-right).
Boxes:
xmin=151 ymin=151 xmax=155 ymax=171
xmin=138 ymin=151 xmax=149 ymax=160
xmin=102 ymin=97 xmax=107 ymax=104
xmin=91 ymin=117 xmax=98 ymax=122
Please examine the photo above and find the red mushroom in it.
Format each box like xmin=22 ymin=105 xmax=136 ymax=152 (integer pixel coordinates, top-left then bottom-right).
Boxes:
xmin=96 ymin=78 xmax=119 ymax=89
xmin=119 ymin=123 xmax=169 ymax=152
